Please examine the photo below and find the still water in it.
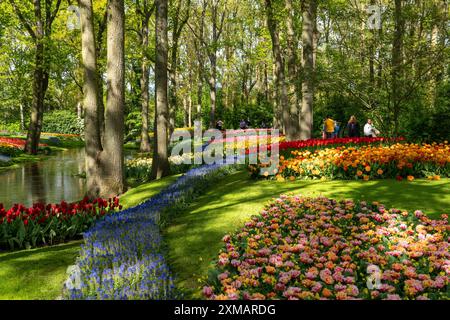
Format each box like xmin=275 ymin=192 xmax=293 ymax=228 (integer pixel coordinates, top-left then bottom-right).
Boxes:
xmin=0 ymin=148 xmax=134 ymax=208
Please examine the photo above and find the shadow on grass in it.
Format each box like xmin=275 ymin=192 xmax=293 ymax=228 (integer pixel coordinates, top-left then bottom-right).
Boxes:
xmin=0 ymin=241 xmax=82 ymax=299
xmin=165 ymin=171 xmax=450 ymax=298
xmin=0 ymin=241 xmax=82 ymax=263
xmin=120 ymin=174 xmax=180 ymax=209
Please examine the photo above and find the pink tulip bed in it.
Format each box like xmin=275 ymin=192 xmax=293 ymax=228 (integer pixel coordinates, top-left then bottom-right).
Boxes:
xmin=204 ymin=195 xmax=449 ymax=300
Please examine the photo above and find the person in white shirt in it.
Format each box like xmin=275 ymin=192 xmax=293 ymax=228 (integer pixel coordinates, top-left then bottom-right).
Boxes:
xmin=364 ymin=119 xmax=379 ymax=137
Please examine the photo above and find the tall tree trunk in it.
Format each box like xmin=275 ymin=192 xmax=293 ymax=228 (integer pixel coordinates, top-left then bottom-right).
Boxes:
xmin=188 ymin=93 xmax=192 ymax=127
xmin=101 ymin=0 xmax=125 ymax=196
xmin=95 ymin=10 xmax=108 ymax=144
xmin=196 ymin=66 xmax=203 ymax=120
xmin=208 ymin=2 xmax=220 ymax=129
xmin=391 ymin=0 xmax=403 ymax=136
xmin=169 ymin=51 xmax=178 ymax=135
xmin=151 ymin=0 xmax=170 ymax=179
xmin=20 ymin=103 xmax=25 ymax=130
xmin=24 ymin=0 xmax=45 ymax=155
xmin=377 ymin=24 xmax=383 ymax=89
xmin=299 ymin=0 xmax=316 ymax=140
xmin=285 ymin=0 xmax=301 ymax=140
xmin=208 ymin=53 xmax=217 ymax=128
xmin=79 ymin=0 xmax=102 ymax=198
xmin=271 ymin=64 xmax=281 ymax=130
xmin=76 ymin=101 xmax=83 ymax=119
xmin=265 ymin=0 xmax=289 ymax=136
xmin=169 ymin=0 xmax=190 ymax=135
xmin=182 ymin=95 xmax=188 ymax=127
xmin=264 ymin=62 xmax=269 ymax=101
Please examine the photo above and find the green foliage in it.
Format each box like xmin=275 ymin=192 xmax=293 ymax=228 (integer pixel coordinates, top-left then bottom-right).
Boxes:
xmin=214 ymin=93 xmax=274 ymax=129
xmin=42 ymin=110 xmax=84 ymax=135
xmin=125 ymin=111 xmax=144 ymax=142
xmin=0 ymin=122 xmax=23 ymax=134
xmin=314 ymin=95 xmax=366 ymax=138
xmin=401 ymin=109 xmax=450 ymax=143
xmin=0 ymin=145 xmax=22 ymax=157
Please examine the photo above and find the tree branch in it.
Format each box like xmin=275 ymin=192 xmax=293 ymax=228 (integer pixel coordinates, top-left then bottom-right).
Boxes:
xmin=8 ymin=0 xmax=36 ymax=40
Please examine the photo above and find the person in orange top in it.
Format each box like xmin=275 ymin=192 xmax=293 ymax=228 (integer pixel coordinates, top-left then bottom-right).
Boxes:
xmin=324 ymin=115 xmax=335 ymax=139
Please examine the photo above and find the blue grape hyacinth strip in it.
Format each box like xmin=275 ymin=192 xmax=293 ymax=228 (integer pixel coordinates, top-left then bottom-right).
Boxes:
xmin=64 ymin=162 xmax=236 ymax=300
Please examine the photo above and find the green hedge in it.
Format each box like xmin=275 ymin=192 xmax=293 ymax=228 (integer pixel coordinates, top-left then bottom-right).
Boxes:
xmin=42 ymin=110 xmax=83 ymax=135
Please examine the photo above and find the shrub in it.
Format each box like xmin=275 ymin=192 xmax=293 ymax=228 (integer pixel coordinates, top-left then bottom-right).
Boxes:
xmin=0 ymin=122 xmax=22 ymax=134
xmin=42 ymin=110 xmax=84 ymax=135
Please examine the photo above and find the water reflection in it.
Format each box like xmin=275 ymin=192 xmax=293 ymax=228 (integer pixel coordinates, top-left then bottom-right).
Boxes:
xmin=0 ymin=148 xmax=137 ymax=208
xmin=26 ymin=163 xmax=47 ymax=205
xmin=0 ymin=148 xmax=87 ymax=208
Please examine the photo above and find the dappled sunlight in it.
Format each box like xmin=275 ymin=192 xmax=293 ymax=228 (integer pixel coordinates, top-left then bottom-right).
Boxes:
xmin=204 ymin=196 xmax=449 ymax=300
xmin=166 ymin=171 xmax=450 ymax=298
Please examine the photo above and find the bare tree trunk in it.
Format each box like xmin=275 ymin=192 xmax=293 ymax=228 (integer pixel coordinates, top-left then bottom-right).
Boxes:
xmin=140 ymin=51 xmax=151 ymax=152
xmin=138 ymin=1 xmax=152 ymax=153
xmin=183 ymin=95 xmax=188 ymax=127
xmin=265 ymin=0 xmax=289 ymax=136
xmin=264 ymin=62 xmax=269 ymax=101
xmin=79 ymin=0 xmax=102 ymax=198
xmin=151 ymin=0 xmax=170 ymax=179
xmin=208 ymin=55 xmax=217 ymax=128
xmin=169 ymin=61 xmax=177 ymax=135
xmin=271 ymin=64 xmax=281 ymax=130
xmin=377 ymin=24 xmax=383 ymax=89
xmin=169 ymin=0 xmax=190 ymax=135
xmin=94 ymin=10 xmax=107 ymax=144
xmin=20 ymin=103 xmax=25 ymax=130
xmin=24 ymin=0 xmax=45 ymax=155
xmin=196 ymin=67 xmax=203 ymax=120
xmin=285 ymin=0 xmax=301 ymax=140
xmin=188 ymin=93 xmax=192 ymax=127
xmin=391 ymin=0 xmax=403 ymax=136
xmin=101 ymin=0 xmax=125 ymax=196
xmin=9 ymin=0 xmax=61 ymax=153
xmin=207 ymin=1 xmax=223 ymax=129
xmin=299 ymin=0 xmax=316 ymax=140
xmin=76 ymin=101 xmax=83 ymax=119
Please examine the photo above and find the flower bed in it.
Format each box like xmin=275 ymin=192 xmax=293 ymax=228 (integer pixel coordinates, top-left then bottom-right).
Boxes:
xmin=63 ymin=162 xmax=239 ymax=300
xmin=125 ymin=153 xmax=202 ymax=181
xmin=204 ymin=195 xmax=449 ymax=300
xmin=41 ymin=132 xmax=81 ymax=138
xmin=279 ymin=137 xmax=404 ymax=152
xmin=245 ymin=137 xmax=404 ymax=156
xmin=0 ymin=137 xmax=49 ymax=159
xmin=0 ymin=137 xmax=48 ymax=149
xmin=249 ymin=142 xmax=450 ymax=180
xmin=0 ymin=197 xmax=121 ymax=250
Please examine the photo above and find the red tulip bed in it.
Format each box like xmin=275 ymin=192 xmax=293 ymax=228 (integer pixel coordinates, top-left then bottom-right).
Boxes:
xmin=0 ymin=137 xmax=48 ymax=157
xmin=204 ymin=195 xmax=449 ymax=300
xmin=245 ymin=137 xmax=405 ymax=156
xmin=0 ymin=137 xmax=48 ymax=149
xmin=0 ymin=197 xmax=121 ymax=250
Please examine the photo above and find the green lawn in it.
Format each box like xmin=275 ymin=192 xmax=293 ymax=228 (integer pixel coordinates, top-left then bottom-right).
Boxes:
xmin=120 ymin=174 xmax=180 ymax=209
xmin=164 ymin=171 xmax=450 ymax=298
xmin=0 ymin=241 xmax=81 ymax=300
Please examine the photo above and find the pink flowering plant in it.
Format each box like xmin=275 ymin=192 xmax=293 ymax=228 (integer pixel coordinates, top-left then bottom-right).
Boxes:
xmin=204 ymin=196 xmax=449 ymax=300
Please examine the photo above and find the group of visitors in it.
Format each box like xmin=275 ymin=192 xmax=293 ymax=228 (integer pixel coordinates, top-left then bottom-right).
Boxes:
xmin=214 ymin=119 xmax=270 ymax=131
xmin=322 ymin=115 xmax=380 ymax=139
xmin=214 ymin=116 xmax=380 ymax=139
